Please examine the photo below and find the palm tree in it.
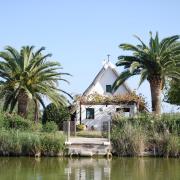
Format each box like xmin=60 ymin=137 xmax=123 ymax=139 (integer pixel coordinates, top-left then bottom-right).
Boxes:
xmin=113 ymin=32 xmax=180 ymax=114
xmin=0 ymin=46 xmax=71 ymax=122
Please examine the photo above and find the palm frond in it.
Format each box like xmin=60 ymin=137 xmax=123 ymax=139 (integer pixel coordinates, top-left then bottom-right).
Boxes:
xmin=112 ymin=70 xmax=135 ymax=91
xmin=0 ymin=45 xmax=71 ymax=116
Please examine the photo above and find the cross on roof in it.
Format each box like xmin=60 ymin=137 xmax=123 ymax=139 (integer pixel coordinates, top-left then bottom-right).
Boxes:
xmin=107 ymin=54 xmax=110 ymax=62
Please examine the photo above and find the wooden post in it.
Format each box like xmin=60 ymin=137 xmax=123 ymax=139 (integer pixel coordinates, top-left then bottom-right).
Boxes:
xmin=74 ymin=118 xmax=76 ymax=136
xmin=67 ymin=121 xmax=70 ymax=141
xmin=80 ymin=101 xmax=82 ymax=124
xmin=108 ymin=120 xmax=111 ymax=142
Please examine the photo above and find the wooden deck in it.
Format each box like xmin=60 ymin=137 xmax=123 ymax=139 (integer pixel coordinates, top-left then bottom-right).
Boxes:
xmin=65 ymin=137 xmax=111 ymax=157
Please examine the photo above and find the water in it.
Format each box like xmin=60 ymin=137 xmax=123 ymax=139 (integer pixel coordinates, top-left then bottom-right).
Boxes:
xmin=0 ymin=157 xmax=179 ymax=180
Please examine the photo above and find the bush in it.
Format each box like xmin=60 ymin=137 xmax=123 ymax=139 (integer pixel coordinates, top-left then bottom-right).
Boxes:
xmin=43 ymin=121 xmax=58 ymax=133
xmin=112 ymin=124 xmax=145 ymax=156
xmin=42 ymin=103 xmax=70 ymax=130
xmin=111 ymin=113 xmax=180 ymax=157
xmin=112 ymin=113 xmax=180 ymax=134
xmin=2 ymin=113 xmax=34 ymax=131
xmin=76 ymin=124 xmax=86 ymax=131
xmin=0 ymin=115 xmax=4 ymax=129
xmin=0 ymin=130 xmax=22 ymax=155
xmin=41 ymin=133 xmax=65 ymax=156
xmin=30 ymin=123 xmax=43 ymax=132
xmin=0 ymin=130 xmax=65 ymax=156
xmin=167 ymin=134 xmax=180 ymax=157
xmin=20 ymin=132 xmax=41 ymax=155
xmin=149 ymin=132 xmax=180 ymax=157
xmin=160 ymin=113 xmax=180 ymax=134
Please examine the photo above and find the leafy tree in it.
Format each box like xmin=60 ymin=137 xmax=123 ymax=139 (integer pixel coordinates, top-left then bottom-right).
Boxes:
xmin=42 ymin=103 xmax=70 ymax=130
xmin=0 ymin=46 xmax=71 ymax=122
xmin=113 ymin=32 xmax=180 ymax=114
xmin=164 ymin=79 xmax=180 ymax=106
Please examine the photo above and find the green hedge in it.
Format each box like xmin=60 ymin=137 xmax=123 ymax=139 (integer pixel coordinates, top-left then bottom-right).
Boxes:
xmin=42 ymin=121 xmax=58 ymax=133
xmin=0 ymin=130 xmax=65 ymax=156
xmin=42 ymin=103 xmax=70 ymax=130
xmin=111 ymin=113 xmax=180 ymax=157
xmin=0 ymin=112 xmax=42 ymax=132
xmin=41 ymin=133 xmax=65 ymax=156
xmin=112 ymin=113 xmax=180 ymax=134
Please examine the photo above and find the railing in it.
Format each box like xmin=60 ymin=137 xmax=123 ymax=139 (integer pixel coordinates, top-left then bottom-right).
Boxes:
xmin=63 ymin=121 xmax=76 ymax=141
xmin=102 ymin=121 xmax=111 ymax=142
xmin=63 ymin=120 xmax=111 ymax=142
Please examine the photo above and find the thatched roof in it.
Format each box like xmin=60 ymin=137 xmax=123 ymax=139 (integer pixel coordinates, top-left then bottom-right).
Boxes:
xmin=77 ymin=93 xmax=147 ymax=111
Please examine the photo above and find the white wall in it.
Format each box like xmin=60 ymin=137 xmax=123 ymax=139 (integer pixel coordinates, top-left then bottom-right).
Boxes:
xmin=76 ymin=104 xmax=136 ymax=130
xmin=77 ymin=63 xmax=136 ymax=130
xmin=86 ymin=67 xmax=128 ymax=96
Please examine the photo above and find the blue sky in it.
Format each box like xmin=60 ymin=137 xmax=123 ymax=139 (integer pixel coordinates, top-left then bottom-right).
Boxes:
xmin=0 ymin=0 xmax=180 ymax=112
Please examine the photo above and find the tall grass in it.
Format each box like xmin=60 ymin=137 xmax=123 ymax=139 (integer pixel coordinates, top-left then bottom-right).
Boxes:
xmin=111 ymin=113 xmax=180 ymax=157
xmin=0 ymin=130 xmax=65 ymax=157
xmin=149 ymin=132 xmax=180 ymax=157
xmin=112 ymin=124 xmax=145 ymax=156
xmin=41 ymin=133 xmax=65 ymax=156
xmin=0 ymin=112 xmax=65 ymax=157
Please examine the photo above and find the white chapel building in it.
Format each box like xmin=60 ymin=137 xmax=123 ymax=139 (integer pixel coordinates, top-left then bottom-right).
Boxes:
xmin=76 ymin=61 xmax=138 ymax=130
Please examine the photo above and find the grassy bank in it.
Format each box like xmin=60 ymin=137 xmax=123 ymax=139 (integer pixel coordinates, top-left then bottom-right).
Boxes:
xmin=0 ymin=112 xmax=180 ymax=158
xmin=0 ymin=113 xmax=65 ymax=157
xmin=111 ymin=113 xmax=180 ymax=158
xmin=0 ymin=130 xmax=65 ymax=157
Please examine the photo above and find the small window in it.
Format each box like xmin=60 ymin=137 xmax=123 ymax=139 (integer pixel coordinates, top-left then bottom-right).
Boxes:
xmin=86 ymin=108 xmax=95 ymax=119
xmin=106 ymin=85 xmax=112 ymax=93
xmin=116 ymin=108 xmax=121 ymax=112
xmin=116 ymin=108 xmax=130 ymax=112
xmin=116 ymin=108 xmax=130 ymax=117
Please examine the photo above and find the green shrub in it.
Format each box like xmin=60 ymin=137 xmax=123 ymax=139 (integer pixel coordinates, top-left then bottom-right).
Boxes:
xmin=76 ymin=124 xmax=86 ymax=131
xmin=0 ymin=116 xmax=4 ymax=129
xmin=161 ymin=114 xmax=180 ymax=134
xmin=150 ymin=132 xmax=180 ymax=157
xmin=167 ymin=134 xmax=180 ymax=157
xmin=42 ymin=103 xmax=70 ymax=130
xmin=30 ymin=123 xmax=43 ymax=132
xmin=0 ymin=113 xmax=7 ymax=130
xmin=112 ymin=114 xmax=129 ymax=129
xmin=149 ymin=132 xmax=168 ymax=156
xmin=20 ymin=132 xmax=41 ymax=155
xmin=0 ymin=130 xmax=65 ymax=156
xmin=112 ymin=124 xmax=145 ymax=156
xmin=0 ymin=112 xmax=42 ymax=132
xmin=43 ymin=121 xmax=58 ymax=133
xmin=111 ymin=113 xmax=180 ymax=157
xmin=41 ymin=133 xmax=65 ymax=156
xmin=112 ymin=113 xmax=180 ymax=134
xmin=0 ymin=130 xmax=22 ymax=155
xmin=2 ymin=113 xmax=34 ymax=131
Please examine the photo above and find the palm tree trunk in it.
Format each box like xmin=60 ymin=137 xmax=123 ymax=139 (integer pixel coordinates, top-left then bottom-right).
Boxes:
xmin=34 ymin=100 xmax=39 ymax=123
xmin=17 ymin=89 xmax=29 ymax=118
xmin=149 ymin=77 xmax=162 ymax=115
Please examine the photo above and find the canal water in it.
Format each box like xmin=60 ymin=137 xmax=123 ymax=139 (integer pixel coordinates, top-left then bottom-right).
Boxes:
xmin=0 ymin=157 xmax=179 ymax=180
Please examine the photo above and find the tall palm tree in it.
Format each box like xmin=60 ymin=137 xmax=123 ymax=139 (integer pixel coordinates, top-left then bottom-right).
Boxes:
xmin=113 ymin=32 xmax=180 ymax=114
xmin=0 ymin=46 xmax=71 ymax=122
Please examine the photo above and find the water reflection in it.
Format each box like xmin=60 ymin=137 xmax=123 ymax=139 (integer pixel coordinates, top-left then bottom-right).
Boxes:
xmin=0 ymin=157 xmax=179 ymax=180
xmin=65 ymin=158 xmax=111 ymax=180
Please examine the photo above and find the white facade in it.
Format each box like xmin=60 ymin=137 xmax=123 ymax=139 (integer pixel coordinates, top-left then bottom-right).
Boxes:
xmin=77 ymin=61 xmax=137 ymax=130
xmin=83 ymin=62 xmax=130 ymax=96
